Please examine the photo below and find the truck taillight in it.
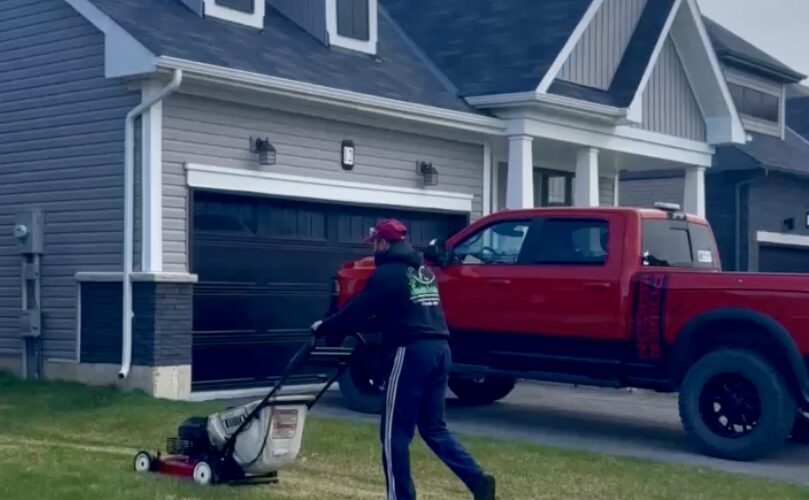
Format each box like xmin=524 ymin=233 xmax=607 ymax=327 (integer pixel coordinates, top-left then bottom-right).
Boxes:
xmin=271 ymin=409 xmax=299 ymax=439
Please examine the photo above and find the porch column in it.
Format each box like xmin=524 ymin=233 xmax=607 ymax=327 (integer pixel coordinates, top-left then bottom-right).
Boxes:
xmin=684 ymin=166 xmax=706 ymax=217
xmin=506 ymin=135 xmax=534 ymax=209
xmin=574 ymin=147 xmax=600 ymax=207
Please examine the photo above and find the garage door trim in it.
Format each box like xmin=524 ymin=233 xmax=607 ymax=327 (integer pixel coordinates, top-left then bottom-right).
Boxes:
xmin=757 ymin=231 xmax=809 ymax=248
xmin=186 ymin=162 xmax=474 ymax=213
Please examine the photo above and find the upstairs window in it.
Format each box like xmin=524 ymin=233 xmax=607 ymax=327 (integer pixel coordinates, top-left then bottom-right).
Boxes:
xmin=728 ymin=83 xmax=779 ymax=123
xmin=203 ymin=0 xmax=264 ymax=28
xmin=337 ymin=0 xmax=370 ymax=41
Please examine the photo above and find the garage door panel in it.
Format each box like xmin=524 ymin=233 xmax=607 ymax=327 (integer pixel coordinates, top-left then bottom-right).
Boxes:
xmin=759 ymin=244 xmax=809 ymax=273
xmin=191 ymin=190 xmax=467 ymax=389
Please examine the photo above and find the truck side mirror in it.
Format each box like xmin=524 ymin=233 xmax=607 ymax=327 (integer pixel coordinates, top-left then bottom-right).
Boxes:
xmin=424 ymin=238 xmax=449 ymax=266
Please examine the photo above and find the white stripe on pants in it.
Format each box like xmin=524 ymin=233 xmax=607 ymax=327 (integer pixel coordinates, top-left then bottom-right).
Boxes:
xmin=384 ymin=347 xmax=407 ymax=500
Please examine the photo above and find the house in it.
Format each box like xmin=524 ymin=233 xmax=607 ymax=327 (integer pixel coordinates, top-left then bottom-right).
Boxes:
xmin=621 ymin=18 xmax=809 ymax=273
xmin=0 ymin=0 xmax=743 ymax=398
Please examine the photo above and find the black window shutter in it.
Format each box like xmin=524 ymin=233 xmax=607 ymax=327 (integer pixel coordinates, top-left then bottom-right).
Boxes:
xmin=337 ymin=0 xmax=370 ymax=41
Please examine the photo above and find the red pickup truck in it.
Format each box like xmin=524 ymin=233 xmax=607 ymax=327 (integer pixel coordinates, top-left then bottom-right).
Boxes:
xmin=331 ymin=204 xmax=809 ymax=461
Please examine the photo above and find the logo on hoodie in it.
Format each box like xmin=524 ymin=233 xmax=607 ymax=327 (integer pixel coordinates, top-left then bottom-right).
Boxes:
xmin=407 ymin=266 xmax=441 ymax=307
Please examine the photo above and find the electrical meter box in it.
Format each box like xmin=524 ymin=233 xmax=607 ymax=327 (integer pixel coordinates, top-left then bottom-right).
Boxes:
xmin=14 ymin=210 xmax=44 ymax=254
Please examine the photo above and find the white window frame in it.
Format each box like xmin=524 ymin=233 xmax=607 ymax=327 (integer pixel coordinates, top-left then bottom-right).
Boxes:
xmin=203 ymin=0 xmax=265 ymax=29
xmin=326 ymin=0 xmax=378 ymax=55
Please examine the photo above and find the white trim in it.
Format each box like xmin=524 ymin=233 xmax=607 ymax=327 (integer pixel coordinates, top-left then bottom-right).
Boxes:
xmin=574 ymin=147 xmax=600 ymax=207
xmin=482 ymin=139 xmax=493 ymax=216
xmin=325 ymin=0 xmax=378 ymax=55
xmin=723 ymin=67 xmax=784 ymax=97
xmin=683 ymin=166 xmax=706 ymax=217
xmin=627 ymin=0 xmax=684 ymax=123
xmin=740 ymin=115 xmax=781 ymax=138
xmin=757 ymin=231 xmax=809 ymax=248
xmin=537 ymin=0 xmax=607 ymax=93
xmin=509 ymin=115 xmax=714 ymax=167
xmin=466 ymin=91 xmax=627 ymax=123
xmin=613 ymin=170 xmax=620 ymax=207
xmin=781 ymin=84 xmax=787 ymax=140
xmin=75 ymin=272 xmax=199 ymax=283
xmin=202 ymin=0 xmax=265 ymax=29
xmin=140 ymin=81 xmax=164 ymax=272
xmin=64 ymin=0 xmax=156 ymax=78
xmin=491 ymin=160 xmax=502 ymax=213
xmin=156 ymin=58 xmax=504 ymax=135
xmin=74 ymin=280 xmax=82 ymax=363
xmin=185 ymin=163 xmax=474 ymax=213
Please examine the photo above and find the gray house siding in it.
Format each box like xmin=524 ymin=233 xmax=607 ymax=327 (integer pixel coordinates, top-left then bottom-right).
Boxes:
xmin=746 ymin=174 xmax=809 ymax=271
xmin=636 ymin=38 xmax=707 ymax=141
xmin=162 ymin=94 xmax=485 ymax=273
xmin=0 ymin=0 xmax=138 ymax=359
xmin=619 ymin=175 xmax=684 ymax=209
xmin=558 ymin=0 xmax=647 ymax=90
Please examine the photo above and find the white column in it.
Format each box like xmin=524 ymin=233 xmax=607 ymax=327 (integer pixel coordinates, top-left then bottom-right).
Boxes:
xmin=684 ymin=166 xmax=706 ymax=217
xmin=482 ymin=139 xmax=493 ymax=216
xmin=141 ymin=81 xmax=164 ymax=272
xmin=505 ymin=135 xmax=534 ymax=209
xmin=574 ymin=147 xmax=600 ymax=207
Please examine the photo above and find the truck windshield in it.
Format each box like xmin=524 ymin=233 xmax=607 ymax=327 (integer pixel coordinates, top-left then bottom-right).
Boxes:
xmin=641 ymin=220 xmax=719 ymax=270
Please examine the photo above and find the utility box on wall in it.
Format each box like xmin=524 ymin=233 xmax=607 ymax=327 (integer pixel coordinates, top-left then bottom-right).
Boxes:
xmin=14 ymin=210 xmax=44 ymax=255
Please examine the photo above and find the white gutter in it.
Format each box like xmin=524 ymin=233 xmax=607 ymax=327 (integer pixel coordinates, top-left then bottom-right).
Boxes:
xmin=119 ymin=69 xmax=183 ymax=379
xmin=465 ymin=91 xmax=629 ymax=124
xmin=154 ymin=57 xmax=506 ymax=135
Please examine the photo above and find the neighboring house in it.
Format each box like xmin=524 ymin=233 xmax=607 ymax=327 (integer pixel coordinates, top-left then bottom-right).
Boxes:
xmin=0 ymin=0 xmax=743 ymax=398
xmin=622 ymin=18 xmax=809 ymax=273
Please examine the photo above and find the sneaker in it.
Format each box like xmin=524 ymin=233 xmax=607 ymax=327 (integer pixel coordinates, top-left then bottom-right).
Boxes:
xmin=473 ymin=473 xmax=496 ymax=500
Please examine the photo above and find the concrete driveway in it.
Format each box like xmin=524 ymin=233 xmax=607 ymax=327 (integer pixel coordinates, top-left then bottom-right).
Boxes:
xmin=306 ymin=382 xmax=809 ymax=485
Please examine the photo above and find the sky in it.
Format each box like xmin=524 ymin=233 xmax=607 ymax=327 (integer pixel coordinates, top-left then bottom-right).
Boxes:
xmin=697 ymin=0 xmax=809 ymax=80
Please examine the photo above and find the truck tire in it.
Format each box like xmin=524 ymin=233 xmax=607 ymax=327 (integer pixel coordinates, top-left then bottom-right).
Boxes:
xmin=338 ymin=340 xmax=386 ymax=414
xmin=449 ymin=375 xmax=516 ymax=405
xmin=790 ymin=412 xmax=809 ymax=442
xmin=678 ymin=349 xmax=797 ymax=461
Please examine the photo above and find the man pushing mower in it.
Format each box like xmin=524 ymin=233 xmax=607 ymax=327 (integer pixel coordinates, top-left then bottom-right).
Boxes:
xmin=312 ymin=219 xmax=496 ymax=500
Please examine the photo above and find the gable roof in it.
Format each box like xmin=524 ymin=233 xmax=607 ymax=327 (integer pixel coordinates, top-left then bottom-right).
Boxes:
xmin=85 ymin=0 xmax=474 ymax=112
xmin=703 ymin=17 xmax=805 ymax=83
xmin=380 ymin=0 xmax=594 ymax=97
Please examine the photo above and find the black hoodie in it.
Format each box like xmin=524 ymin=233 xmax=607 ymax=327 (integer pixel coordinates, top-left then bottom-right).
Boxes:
xmin=318 ymin=242 xmax=450 ymax=350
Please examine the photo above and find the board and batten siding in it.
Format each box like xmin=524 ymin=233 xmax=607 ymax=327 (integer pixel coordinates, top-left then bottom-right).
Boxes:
xmin=161 ymin=94 xmax=485 ymax=273
xmin=558 ymin=0 xmax=647 ymax=91
xmin=0 ymin=0 xmax=139 ymax=359
xmin=636 ymin=38 xmax=707 ymax=141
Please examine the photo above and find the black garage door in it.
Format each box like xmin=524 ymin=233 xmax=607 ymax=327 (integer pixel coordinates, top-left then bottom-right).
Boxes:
xmin=759 ymin=244 xmax=809 ymax=273
xmin=191 ymin=190 xmax=468 ymax=390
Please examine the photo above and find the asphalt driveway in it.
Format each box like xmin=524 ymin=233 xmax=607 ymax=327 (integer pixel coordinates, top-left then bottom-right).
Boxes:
xmin=305 ymin=382 xmax=809 ymax=485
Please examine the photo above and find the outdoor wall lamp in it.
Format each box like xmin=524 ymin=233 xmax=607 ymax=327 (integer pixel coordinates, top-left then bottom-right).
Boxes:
xmin=250 ymin=137 xmax=277 ymax=166
xmin=418 ymin=161 xmax=439 ymax=186
xmin=341 ymin=140 xmax=355 ymax=170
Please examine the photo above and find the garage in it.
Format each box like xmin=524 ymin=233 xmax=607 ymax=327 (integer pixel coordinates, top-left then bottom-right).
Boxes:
xmin=759 ymin=244 xmax=809 ymax=273
xmin=190 ymin=190 xmax=468 ymax=390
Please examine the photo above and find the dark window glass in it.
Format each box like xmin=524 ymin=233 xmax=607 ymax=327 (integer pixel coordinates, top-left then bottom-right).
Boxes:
xmin=453 ymin=220 xmax=531 ymax=265
xmin=194 ymin=193 xmax=257 ymax=235
xmin=727 ymin=82 xmax=779 ymax=122
xmin=529 ymin=219 xmax=609 ymax=265
xmin=337 ymin=0 xmax=370 ymax=41
xmin=215 ymin=0 xmax=254 ymax=14
xmin=642 ymin=220 xmax=719 ymax=269
xmin=534 ymin=168 xmax=573 ymax=207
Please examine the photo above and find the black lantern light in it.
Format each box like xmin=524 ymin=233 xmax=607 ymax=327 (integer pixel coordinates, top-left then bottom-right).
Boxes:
xmin=418 ymin=161 xmax=438 ymax=186
xmin=341 ymin=140 xmax=355 ymax=170
xmin=250 ymin=137 xmax=276 ymax=166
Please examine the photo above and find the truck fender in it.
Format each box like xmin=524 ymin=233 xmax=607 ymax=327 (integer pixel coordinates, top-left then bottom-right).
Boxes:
xmin=669 ymin=307 xmax=809 ymax=404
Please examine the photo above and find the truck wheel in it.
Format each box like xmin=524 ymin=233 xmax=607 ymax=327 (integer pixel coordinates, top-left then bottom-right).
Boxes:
xmin=678 ymin=349 xmax=797 ymax=461
xmin=790 ymin=412 xmax=809 ymax=442
xmin=449 ymin=375 xmax=516 ymax=405
xmin=339 ymin=342 xmax=386 ymax=414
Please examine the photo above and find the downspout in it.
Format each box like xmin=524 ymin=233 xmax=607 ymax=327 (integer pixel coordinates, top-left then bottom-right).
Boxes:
xmin=119 ymin=69 xmax=183 ymax=379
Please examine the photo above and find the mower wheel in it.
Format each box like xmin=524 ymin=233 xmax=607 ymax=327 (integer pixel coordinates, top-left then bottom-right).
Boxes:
xmin=133 ymin=451 xmax=155 ymax=473
xmin=192 ymin=460 xmax=217 ymax=486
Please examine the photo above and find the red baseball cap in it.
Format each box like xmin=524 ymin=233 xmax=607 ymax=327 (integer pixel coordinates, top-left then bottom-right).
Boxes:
xmin=364 ymin=219 xmax=408 ymax=243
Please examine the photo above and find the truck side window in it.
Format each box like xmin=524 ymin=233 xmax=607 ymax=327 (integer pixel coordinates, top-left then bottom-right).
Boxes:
xmin=528 ymin=219 xmax=609 ymax=265
xmin=452 ymin=220 xmax=531 ymax=265
xmin=642 ymin=220 xmax=719 ymax=269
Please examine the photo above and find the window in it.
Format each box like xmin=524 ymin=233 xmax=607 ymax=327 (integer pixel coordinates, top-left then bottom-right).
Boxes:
xmin=203 ymin=0 xmax=264 ymax=28
xmin=534 ymin=168 xmax=573 ymax=207
xmin=215 ymin=0 xmax=254 ymax=13
xmin=337 ymin=0 xmax=370 ymax=41
xmin=642 ymin=220 xmax=719 ymax=269
xmin=529 ymin=219 xmax=609 ymax=265
xmin=452 ymin=220 xmax=531 ymax=265
xmin=727 ymin=83 xmax=779 ymax=122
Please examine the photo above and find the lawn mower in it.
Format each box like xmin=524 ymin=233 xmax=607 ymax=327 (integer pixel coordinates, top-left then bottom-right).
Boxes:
xmin=133 ymin=332 xmax=365 ymax=486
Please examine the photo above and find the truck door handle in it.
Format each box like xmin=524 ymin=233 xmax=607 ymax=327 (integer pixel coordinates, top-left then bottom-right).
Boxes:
xmin=489 ymin=279 xmax=511 ymax=287
xmin=584 ymin=282 xmax=611 ymax=290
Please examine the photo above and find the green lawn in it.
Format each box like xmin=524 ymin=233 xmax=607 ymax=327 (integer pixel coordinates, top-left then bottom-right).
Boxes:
xmin=1 ymin=374 xmax=808 ymax=500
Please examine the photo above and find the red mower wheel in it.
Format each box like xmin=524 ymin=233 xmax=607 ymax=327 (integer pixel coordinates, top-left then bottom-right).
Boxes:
xmin=133 ymin=451 xmax=155 ymax=473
